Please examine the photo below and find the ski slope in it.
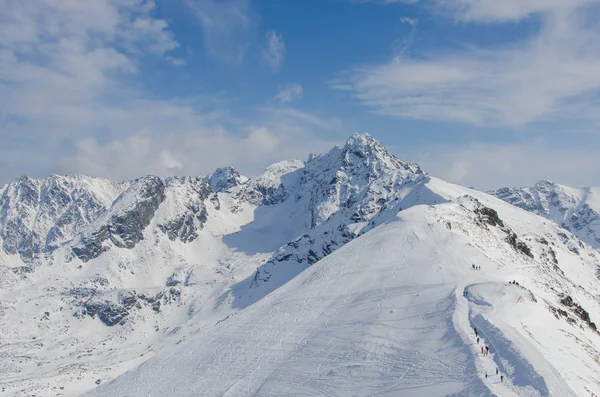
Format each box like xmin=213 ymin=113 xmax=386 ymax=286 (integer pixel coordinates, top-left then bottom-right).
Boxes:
xmin=87 ymin=196 xmax=600 ymax=397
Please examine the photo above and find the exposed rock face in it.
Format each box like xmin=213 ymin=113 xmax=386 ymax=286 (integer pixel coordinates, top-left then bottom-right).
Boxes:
xmin=246 ymin=133 xmax=433 ymax=280
xmin=205 ymin=167 xmax=248 ymax=193
xmin=72 ymin=176 xmax=166 ymax=262
xmin=491 ymin=180 xmax=600 ymax=250
xmin=157 ymin=177 xmax=211 ymax=243
xmin=75 ymin=288 xmax=182 ymax=326
xmin=0 ymin=175 xmax=125 ymax=262
xmin=235 ymin=160 xmax=304 ymax=206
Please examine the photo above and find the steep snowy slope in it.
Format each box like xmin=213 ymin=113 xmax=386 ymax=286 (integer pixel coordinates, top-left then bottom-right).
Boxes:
xmin=88 ymin=190 xmax=600 ymax=397
xmin=491 ymin=180 xmax=600 ymax=250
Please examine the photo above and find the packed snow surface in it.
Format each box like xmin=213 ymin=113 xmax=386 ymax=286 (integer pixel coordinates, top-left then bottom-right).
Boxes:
xmin=88 ymin=194 xmax=600 ymax=397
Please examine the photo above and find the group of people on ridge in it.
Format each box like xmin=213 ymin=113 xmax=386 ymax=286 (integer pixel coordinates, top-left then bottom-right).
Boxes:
xmin=474 ymin=327 xmax=504 ymax=383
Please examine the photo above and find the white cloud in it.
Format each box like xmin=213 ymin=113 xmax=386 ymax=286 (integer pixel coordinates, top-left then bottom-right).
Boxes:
xmin=262 ymin=30 xmax=285 ymax=71
xmin=436 ymin=0 xmax=595 ymax=22
xmin=407 ymin=140 xmax=600 ymax=190
xmin=274 ymin=83 xmax=303 ymax=104
xmin=243 ymin=126 xmax=279 ymax=154
xmin=186 ymin=0 xmax=253 ymax=63
xmin=160 ymin=150 xmax=184 ymax=170
xmin=255 ymin=107 xmax=342 ymax=131
xmin=335 ymin=1 xmax=600 ymax=127
xmin=58 ymin=118 xmax=338 ymax=181
xmin=0 ymin=0 xmax=341 ymax=184
xmin=399 ymin=17 xmax=417 ymax=25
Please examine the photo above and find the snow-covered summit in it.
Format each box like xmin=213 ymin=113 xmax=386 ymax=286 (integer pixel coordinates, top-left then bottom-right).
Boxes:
xmin=205 ymin=166 xmax=248 ymax=193
xmin=491 ymin=180 xmax=600 ymax=249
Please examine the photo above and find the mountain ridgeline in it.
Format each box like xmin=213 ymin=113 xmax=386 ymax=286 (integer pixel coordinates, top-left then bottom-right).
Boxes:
xmin=0 ymin=134 xmax=599 ymax=396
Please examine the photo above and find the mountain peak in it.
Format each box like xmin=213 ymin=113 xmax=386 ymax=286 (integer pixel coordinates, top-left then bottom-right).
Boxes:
xmin=344 ymin=132 xmax=379 ymax=148
xmin=334 ymin=133 xmax=424 ymax=177
xmin=206 ymin=167 xmax=248 ymax=193
xmin=534 ymin=180 xmax=558 ymax=190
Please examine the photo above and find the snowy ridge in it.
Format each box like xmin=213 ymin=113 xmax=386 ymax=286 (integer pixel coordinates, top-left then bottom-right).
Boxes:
xmin=491 ymin=180 xmax=600 ymax=250
xmin=88 ymin=188 xmax=600 ymax=397
xmin=1 ymin=135 xmax=600 ymax=396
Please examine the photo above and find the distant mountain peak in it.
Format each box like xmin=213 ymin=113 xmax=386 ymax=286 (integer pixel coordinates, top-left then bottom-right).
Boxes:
xmin=491 ymin=180 xmax=600 ymax=249
xmin=206 ymin=166 xmax=248 ymax=193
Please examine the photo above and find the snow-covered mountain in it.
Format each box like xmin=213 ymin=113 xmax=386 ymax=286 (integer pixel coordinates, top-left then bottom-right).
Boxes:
xmin=88 ymin=193 xmax=600 ymax=397
xmin=1 ymin=134 xmax=599 ymax=396
xmin=491 ymin=181 xmax=600 ymax=250
xmin=0 ymin=174 xmax=127 ymax=264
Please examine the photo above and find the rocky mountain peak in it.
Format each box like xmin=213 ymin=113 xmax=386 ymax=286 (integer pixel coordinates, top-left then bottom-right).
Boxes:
xmin=491 ymin=180 xmax=600 ymax=250
xmin=206 ymin=167 xmax=248 ymax=193
xmin=337 ymin=133 xmax=424 ymax=178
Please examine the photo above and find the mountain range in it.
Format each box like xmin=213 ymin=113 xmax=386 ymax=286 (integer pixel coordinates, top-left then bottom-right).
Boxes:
xmin=0 ymin=134 xmax=599 ymax=396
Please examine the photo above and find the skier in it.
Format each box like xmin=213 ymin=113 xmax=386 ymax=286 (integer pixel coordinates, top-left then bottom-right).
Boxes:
xmin=485 ymin=372 xmax=487 ymax=379
xmin=481 ymin=346 xmax=484 ymax=354
xmin=496 ymin=368 xmax=499 ymax=375
xmin=500 ymin=375 xmax=504 ymax=382
xmin=477 ymin=337 xmax=480 ymax=344
xmin=485 ymin=345 xmax=489 ymax=354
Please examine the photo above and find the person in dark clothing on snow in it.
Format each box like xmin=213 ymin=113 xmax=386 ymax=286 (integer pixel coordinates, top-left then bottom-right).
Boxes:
xmin=496 ymin=368 xmax=499 ymax=375
xmin=477 ymin=337 xmax=480 ymax=344
xmin=500 ymin=375 xmax=504 ymax=382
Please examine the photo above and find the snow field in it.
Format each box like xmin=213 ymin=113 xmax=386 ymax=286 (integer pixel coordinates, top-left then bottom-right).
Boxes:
xmin=90 ymin=200 xmax=600 ymax=397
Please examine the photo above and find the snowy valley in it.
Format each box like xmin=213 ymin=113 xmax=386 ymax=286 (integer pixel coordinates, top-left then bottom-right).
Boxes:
xmin=0 ymin=134 xmax=599 ymax=397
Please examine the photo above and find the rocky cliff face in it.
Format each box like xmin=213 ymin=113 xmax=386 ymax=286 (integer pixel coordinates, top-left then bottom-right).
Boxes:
xmin=0 ymin=174 xmax=125 ymax=263
xmin=71 ymin=175 xmax=167 ymax=262
xmin=491 ymin=180 xmax=600 ymax=250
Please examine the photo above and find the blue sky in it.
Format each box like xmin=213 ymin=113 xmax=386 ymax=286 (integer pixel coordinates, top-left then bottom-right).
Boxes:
xmin=1 ymin=0 xmax=600 ymax=189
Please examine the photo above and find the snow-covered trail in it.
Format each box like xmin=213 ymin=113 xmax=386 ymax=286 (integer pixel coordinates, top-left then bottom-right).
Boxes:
xmin=462 ymin=283 xmax=578 ymax=397
xmin=87 ymin=204 xmax=588 ymax=397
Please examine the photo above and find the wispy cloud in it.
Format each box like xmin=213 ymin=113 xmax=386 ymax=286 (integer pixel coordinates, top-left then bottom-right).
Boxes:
xmin=335 ymin=1 xmax=600 ymax=127
xmin=186 ymin=0 xmax=254 ymax=63
xmin=274 ymin=83 xmax=303 ymax=104
xmin=410 ymin=139 xmax=600 ymax=189
xmin=399 ymin=17 xmax=417 ymax=25
xmin=436 ymin=0 xmax=595 ymax=22
xmin=262 ymin=30 xmax=286 ymax=71
xmin=0 ymin=0 xmax=337 ymax=184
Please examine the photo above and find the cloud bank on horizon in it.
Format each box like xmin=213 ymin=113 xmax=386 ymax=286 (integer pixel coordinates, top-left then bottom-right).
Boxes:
xmin=0 ymin=0 xmax=599 ymax=189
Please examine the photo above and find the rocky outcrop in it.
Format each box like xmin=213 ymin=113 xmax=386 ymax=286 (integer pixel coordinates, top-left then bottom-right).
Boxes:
xmin=491 ymin=181 xmax=600 ymax=250
xmin=157 ymin=177 xmax=211 ymax=243
xmin=74 ymin=288 xmax=182 ymax=326
xmin=0 ymin=175 xmax=125 ymax=262
xmin=72 ymin=176 xmax=166 ymax=262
